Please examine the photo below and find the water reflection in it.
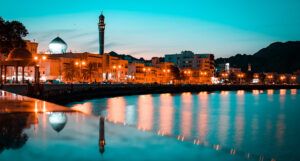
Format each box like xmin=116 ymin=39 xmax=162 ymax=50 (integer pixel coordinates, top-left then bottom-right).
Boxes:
xmin=219 ymin=90 xmax=230 ymax=145
xmin=99 ymin=116 xmax=105 ymax=154
xmin=267 ymin=89 xmax=274 ymax=95
xmin=107 ymin=97 xmax=126 ymax=124
xmin=181 ymin=93 xmax=193 ymax=138
xmin=197 ymin=92 xmax=208 ymax=142
xmin=291 ymin=89 xmax=297 ymax=95
xmin=235 ymin=90 xmax=245 ymax=146
xmin=137 ymin=95 xmax=154 ymax=131
xmin=0 ymin=113 xmax=37 ymax=153
xmin=48 ymin=112 xmax=68 ymax=133
xmin=66 ymin=89 xmax=300 ymax=161
xmin=159 ymin=94 xmax=174 ymax=135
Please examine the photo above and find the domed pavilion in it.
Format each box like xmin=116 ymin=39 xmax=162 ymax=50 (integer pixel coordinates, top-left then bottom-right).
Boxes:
xmin=0 ymin=48 xmax=40 ymax=84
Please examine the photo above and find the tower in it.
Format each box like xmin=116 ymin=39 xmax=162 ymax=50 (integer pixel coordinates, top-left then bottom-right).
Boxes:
xmin=98 ymin=13 xmax=105 ymax=55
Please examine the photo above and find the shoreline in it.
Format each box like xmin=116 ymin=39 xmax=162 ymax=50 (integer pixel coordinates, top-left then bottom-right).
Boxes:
xmin=1 ymin=84 xmax=299 ymax=105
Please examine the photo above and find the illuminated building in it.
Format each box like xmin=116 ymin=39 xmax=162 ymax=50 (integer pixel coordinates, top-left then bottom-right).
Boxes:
xmin=153 ymin=62 xmax=174 ymax=84
xmin=165 ymin=51 xmax=194 ymax=68
xmin=0 ymin=48 xmax=39 ymax=83
xmin=104 ymin=56 xmax=128 ymax=82
xmin=48 ymin=37 xmax=68 ymax=54
xmin=252 ymin=73 xmax=260 ymax=84
xmin=128 ymin=62 xmax=174 ymax=84
xmin=165 ymin=51 xmax=214 ymax=84
xmin=25 ymin=40 xmax=38 ymax=55
xmin=128 ymin=63 xmax=148 ymax=83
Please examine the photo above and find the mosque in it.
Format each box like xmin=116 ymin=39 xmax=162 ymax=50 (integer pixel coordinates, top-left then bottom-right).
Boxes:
xmin=0 ymin=13 xmax=129 ymax=84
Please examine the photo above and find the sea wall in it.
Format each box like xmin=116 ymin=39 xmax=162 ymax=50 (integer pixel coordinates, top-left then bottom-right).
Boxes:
xmin=1 ymin=84 xmax=299 ymax=105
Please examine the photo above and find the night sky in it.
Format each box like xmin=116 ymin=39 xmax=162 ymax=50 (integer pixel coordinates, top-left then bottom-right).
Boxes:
xmin=1 ymin=0 xmax=299 ymax=58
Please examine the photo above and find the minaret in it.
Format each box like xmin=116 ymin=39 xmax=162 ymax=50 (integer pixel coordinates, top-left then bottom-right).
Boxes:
xmin=98 ymin=13 xmax=105 ymax=55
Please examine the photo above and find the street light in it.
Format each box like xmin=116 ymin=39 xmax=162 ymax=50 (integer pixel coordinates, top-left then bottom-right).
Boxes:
xmin=279 ymin=75 xmax=286 ymax=84
xmin=237 ymin=73 xmax=245 ymax=84
xmin=290 ymin=76 xmax=297 ymax=84
xmin=33 ymin=55 xmax=47 ymax=83
xmin=112 ymin=64 xmax=122 ymax=82
xmin=75 ymin=60 xmax=86 ymax=82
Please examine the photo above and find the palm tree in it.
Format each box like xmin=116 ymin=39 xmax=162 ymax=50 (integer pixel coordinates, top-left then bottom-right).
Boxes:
xmin=83 ymin=63 xmax=98 ymax=82
xmin=63 ymin=62 xmax=78 ymax=82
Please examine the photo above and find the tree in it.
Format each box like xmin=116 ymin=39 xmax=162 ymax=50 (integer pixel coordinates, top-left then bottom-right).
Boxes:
xmin=0 ymin=113 xmax=30 ymax=153
xmin=83 ymin=63 xmax=98 ymax=82
xmin=170 ymin=65 xmax=181 ymax=83
xmin=0 ymin=17 xmax=28 ymax=55
xmin=63 ymin=62 xmax=78 ymax=82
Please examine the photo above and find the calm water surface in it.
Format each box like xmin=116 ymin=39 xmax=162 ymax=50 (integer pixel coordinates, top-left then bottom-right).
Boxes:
xmin=1 ymin=89 xmax=299 ymax=161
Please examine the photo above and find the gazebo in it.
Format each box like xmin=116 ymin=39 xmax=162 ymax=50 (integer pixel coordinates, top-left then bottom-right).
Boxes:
xmin=0 ymin=48 xmax=39 ymax=84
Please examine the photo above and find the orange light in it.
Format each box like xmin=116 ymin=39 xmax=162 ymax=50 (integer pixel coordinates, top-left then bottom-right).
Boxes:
xmin=280 ymin=75 xmax=286 ymax=81
xmin=34 ymin=56 xmax=38 ymax=61
xmin=113 ymin=65 xmax=116 ymax=69
xmin=143 ymin=68 xmax=146 ymax=71
xmin=82 ymin=61 xmax=86 ymax=66
xmin=118 ymin=65 xmax=121 ymax=69
xmin=75 ymin=62 xmax=79 ymax=66
xmin=42 ymin=56 xmax=47 ymax=60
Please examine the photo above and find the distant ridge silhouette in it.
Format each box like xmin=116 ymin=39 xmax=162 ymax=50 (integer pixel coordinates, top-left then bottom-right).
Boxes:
xmin=215 ymin=41 xmax=300 ymax=73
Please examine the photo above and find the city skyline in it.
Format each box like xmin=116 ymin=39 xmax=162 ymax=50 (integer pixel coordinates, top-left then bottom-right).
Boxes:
xmin=1 ymin=0 xmax=300 ymax=59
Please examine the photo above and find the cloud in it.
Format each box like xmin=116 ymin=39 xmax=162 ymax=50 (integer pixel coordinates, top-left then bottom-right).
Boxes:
xmin=105 ymin=42 xmax=125 ymax=48
xmin=66 ymin=31 xmax=95 ymax=39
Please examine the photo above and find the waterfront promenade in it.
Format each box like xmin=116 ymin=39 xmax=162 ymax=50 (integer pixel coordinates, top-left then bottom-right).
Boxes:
xmin=1 ymin=84 xmax=299 ymax=105
xmin=0 ymin=90 xmax=75 ymax=113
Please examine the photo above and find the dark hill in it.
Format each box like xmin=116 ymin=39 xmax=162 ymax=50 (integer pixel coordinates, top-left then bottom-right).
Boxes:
xmin=215 ymin=41 xmax=300 ymax=73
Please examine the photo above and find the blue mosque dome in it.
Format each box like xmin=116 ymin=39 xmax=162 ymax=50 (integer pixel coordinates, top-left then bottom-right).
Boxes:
xmin=48 ymin=37 xmax=68 ymax=54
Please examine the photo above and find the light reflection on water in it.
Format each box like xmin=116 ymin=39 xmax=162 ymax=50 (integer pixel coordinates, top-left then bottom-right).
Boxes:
xmin=67 ymin=89 xmax=300 ymax=161
xmin=2 ymin=89 xmax=297 ymax=160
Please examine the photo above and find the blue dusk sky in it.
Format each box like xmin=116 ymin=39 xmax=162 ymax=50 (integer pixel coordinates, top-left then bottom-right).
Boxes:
xmin=0 ymin=0 xmax=299 ymax=58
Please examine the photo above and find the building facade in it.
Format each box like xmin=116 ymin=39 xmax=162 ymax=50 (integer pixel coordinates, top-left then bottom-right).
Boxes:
xmin=165 ymin=51 xmax=215 ymax=84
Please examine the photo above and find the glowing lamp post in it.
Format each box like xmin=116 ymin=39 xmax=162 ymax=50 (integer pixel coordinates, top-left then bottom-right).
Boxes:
xmin=34 ymin=55 xmax=48 ymax=83
xmin=290 ymin=76 xmax=297 ymax=84
xmin=162 ymin=69 xmax=170 ymax=84
xmin=183 ymin=70 xmax=192 ymax=84
xmin=75 ymin=60 xmax=86 ymax=82
xmin=200 ymin=71 xmax=207 ymax=84
xmin=221 ymin=72 xmax=229 ymax=84
xmin=279 ymin=75 xmax=286 ymax=84
xmin=266 ymin=75 xmax=273 ymax=84
xmin=237 ymin=73 xmax=245 ymax=84
xmin=142 ymin=67 xmax=152 ymax=83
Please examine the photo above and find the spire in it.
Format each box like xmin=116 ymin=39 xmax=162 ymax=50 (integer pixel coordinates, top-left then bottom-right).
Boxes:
xmin=98 ymin=12 xmax=105 ymax=55
xmin=100 ymin=11 xmax=105 ymax=19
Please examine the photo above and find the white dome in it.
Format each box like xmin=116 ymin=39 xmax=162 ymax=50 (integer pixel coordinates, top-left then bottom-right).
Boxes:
xmin=48 ymin=37 xmax=67 ymax=54
xmin=48 ymin=112 xmax=67 ymax=133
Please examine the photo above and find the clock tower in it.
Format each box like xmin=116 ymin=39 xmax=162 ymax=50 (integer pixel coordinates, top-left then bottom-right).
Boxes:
xmin=98 ymin=13 xmax=105 ymax=55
